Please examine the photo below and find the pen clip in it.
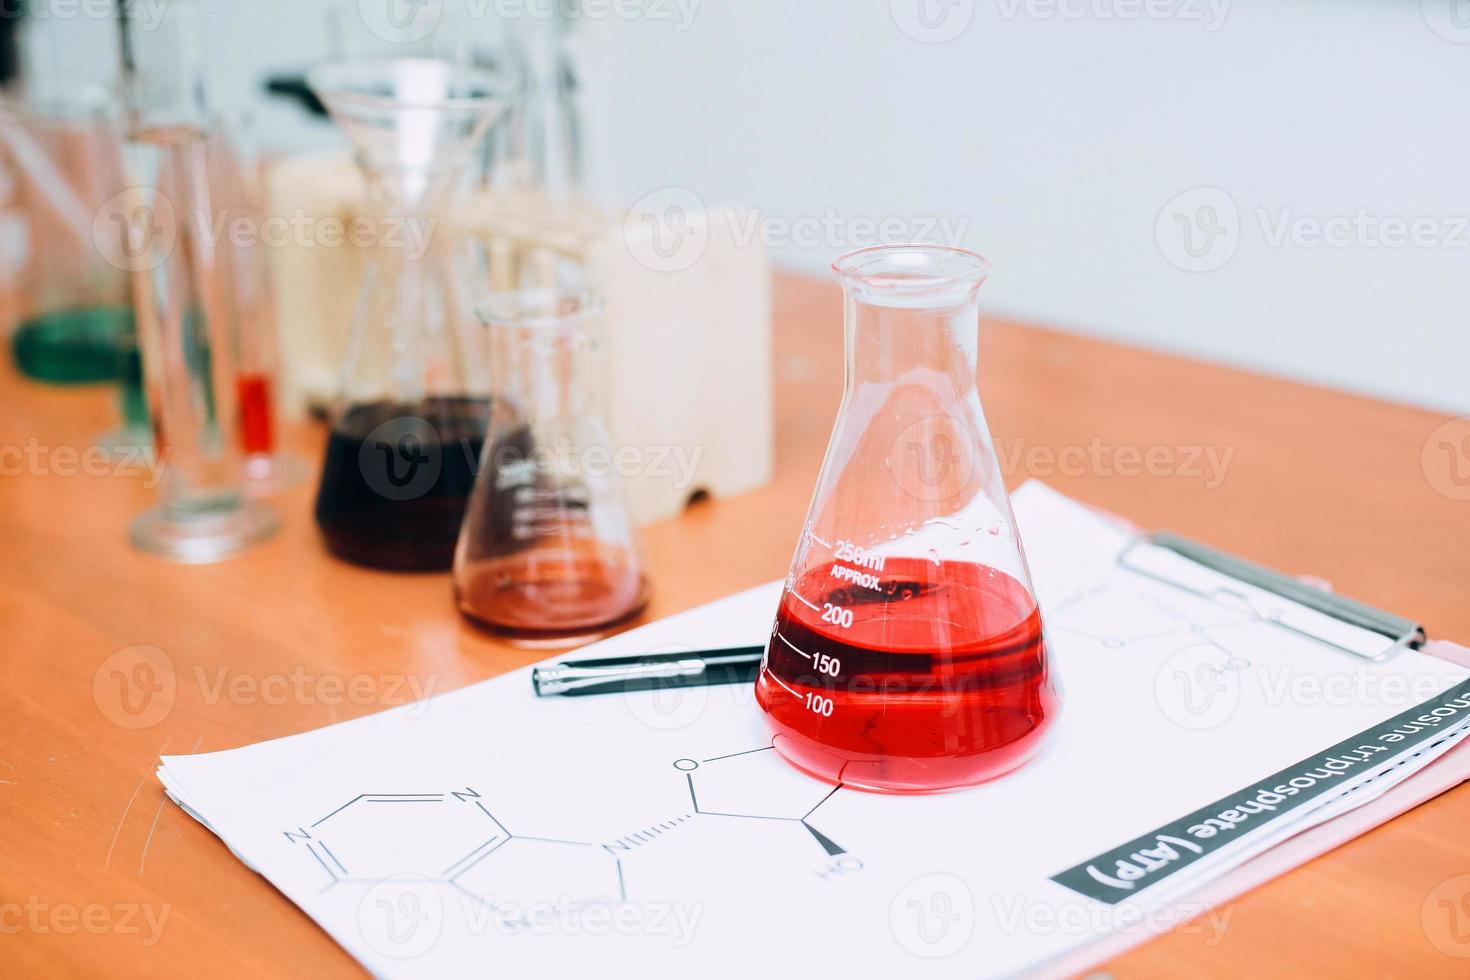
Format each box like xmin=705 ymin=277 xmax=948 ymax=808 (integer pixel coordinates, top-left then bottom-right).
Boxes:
xmin=533 ymin=659 xmax=707 ymax=696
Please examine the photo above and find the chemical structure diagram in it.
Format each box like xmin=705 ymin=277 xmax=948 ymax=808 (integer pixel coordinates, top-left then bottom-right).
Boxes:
xmin=1046 ymin=580 xmax=1270 ymax=728
xmin=285 ymin=788 xmax=628 ymax=910
xmin=285 ymin=741 xmax=863 ymax=912
xmin=673 ymin=744 xmax=853 ymax=863
xmin=1046 ymin=581 xmax=1256 ymax=663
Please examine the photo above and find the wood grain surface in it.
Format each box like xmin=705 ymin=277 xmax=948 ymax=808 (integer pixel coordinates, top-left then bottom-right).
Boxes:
xmin=2 ymin=273 xmax=1468 ymax=977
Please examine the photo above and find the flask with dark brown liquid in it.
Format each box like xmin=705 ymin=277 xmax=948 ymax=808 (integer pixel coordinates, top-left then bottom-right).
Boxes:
xmin=305 ymin=58 xmax=512 ymax=571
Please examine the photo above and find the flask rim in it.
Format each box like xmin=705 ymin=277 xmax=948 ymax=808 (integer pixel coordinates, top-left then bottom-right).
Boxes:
xmin=307 ymin=57 xmax=515 ymax=113
xmin=477 ymin=287 xmax=604 ymax=331
xmin=832 ymin=243 xmax=990 ymax=295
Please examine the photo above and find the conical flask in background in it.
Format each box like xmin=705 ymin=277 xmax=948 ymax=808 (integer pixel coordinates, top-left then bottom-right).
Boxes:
xmin=307 ymin=58 xmax=512 ymax=571
xmin=454 ymin=289 xmax=648 ymax=641
xmin=756 ymin=244 xmax=1060 ymax=793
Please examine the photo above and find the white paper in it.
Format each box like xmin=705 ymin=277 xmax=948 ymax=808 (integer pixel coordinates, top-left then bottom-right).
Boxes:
xmin=159 ymin=482 xmax=1470 ymax=978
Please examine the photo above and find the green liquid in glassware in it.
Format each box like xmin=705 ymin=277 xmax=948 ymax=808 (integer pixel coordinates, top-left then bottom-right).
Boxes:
xmin=10 ymin=305 xmax=135 ymax=384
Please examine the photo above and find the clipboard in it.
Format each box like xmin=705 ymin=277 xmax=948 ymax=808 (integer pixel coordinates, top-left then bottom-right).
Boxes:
xmin=1117 ymin=532 xmax=1424 ymax=662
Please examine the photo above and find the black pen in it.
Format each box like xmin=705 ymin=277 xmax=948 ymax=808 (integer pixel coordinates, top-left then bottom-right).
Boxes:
xmin=532 ymin=645 xmax=766 ymax=697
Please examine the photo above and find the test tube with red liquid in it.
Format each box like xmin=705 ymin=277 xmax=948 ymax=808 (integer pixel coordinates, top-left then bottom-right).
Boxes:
xmin=755 ymin=244 xmax=1060 ymax=794
xmin=206 ymin=121 xmax=304 ymax=495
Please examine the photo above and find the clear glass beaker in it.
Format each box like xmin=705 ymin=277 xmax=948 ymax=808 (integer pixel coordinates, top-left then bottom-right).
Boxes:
xmin=454 ymin=289 xmax=648 ymax=641
xmin=756 ymin=244 xmax=1060 ymax=794
xmin=308 ymin=58 xmax=511 ymax=571
xmin=3 ymin=101 xmax=132 ymax=384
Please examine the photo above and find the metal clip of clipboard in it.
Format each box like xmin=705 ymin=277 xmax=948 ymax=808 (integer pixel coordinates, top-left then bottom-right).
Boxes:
xmin=1116 ymin=532 xmax=1425 ymax=662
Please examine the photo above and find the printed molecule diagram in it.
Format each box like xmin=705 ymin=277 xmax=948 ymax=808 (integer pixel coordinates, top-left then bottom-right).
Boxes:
xmin=1047 ymin=582 xmax=1255 ymax=657
xmin=286 ymin=741 xmax=863 ymax=911
xmin=1047 ymin=581 xmax=1264 ymax=730
xmin=285 ymin=788 xmax=627 ymax=911
xmin=673 ymin=744 xmax=850 ymax=859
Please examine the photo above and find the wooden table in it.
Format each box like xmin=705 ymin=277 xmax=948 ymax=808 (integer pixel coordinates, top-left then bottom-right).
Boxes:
xmin=3 ymin=273 xmax=1468 ymax=977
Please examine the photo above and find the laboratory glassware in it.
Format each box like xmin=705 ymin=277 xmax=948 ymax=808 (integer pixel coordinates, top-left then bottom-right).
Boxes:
xmin=756 ymin=244 xmax=1060 ymax=794
xmin=454 ymin=289 xmax=647 ymax=640
xmin=4 ymin=2 xmax=132 ymax=384
xmin=118 ymin=0 xmax=277 ymax=561
xmin=326 ymin=0 xmax=500 ymax=65
xmin=205 ymin=120 xmax=305 ymax=496
xmin=498 ymin=12 xmax=584 ymax=199
xmin=308 ymin=58 xmax=512 ymax=571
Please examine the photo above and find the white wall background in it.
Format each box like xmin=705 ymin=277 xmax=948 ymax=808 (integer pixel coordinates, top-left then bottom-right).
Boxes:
xmin=195 ymin=0 xmax=1470 ymax=412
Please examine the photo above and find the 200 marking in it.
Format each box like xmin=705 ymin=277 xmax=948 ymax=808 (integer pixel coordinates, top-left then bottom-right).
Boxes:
xmin=821 ymin=603 xmax=854 ymax=629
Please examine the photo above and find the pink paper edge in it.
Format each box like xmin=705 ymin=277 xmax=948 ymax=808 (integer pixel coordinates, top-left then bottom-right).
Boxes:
xmin=1041 ymin=640 xmax=1470 ymax=978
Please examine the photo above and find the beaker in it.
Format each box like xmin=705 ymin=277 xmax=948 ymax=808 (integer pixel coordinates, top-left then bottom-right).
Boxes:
xmin=454 ymin=289 xmax=648 ymax=641
xmin=756 ymin=244 xmax=1060 ymax=794
xmin=4 ymin=7 xmax=133 ymax=386
xmin=308 ymin=58 xmax=512 ymax=571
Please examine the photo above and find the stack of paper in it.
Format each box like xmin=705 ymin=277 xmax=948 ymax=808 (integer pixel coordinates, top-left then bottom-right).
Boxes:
xmin=158 ymin=483 xmax=1470 ymax=978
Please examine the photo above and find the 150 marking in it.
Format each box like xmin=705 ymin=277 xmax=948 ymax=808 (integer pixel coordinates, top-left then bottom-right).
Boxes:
xmin=773 ymin=618 xmax=844 ymax=680
xmin=771 ymin=594 xmax=845 ymax=717
xmin=773 ymin=532 xmax=891 ymax=718
xmin=812 ymin=652 xmax=841 ymax=676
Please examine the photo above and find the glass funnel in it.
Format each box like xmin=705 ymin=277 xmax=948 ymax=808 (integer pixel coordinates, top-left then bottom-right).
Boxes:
xmin=756 ymin=244 xmax=1060 ymax=794
xmin=454 ymin=289 xmax=648 ymax=641
xmin=308 ymin=58 xmax=512 ymax=571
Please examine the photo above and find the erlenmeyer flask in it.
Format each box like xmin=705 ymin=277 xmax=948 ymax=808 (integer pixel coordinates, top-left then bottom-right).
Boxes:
xmin=454 ymin=289 xmax=648 ymax=641
xmin=307 ymin=59 xmax=512 ymax=571
xmin=756 ymin=244 xmax=1060 ymax=794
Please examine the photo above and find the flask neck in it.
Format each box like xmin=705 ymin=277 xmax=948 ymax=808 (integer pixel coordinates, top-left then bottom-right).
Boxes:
xmin=362 ymin=162 xmax=462 ymax=216
xmin=491 ymin=323 xmax=598 ymax=424
xmin=832 ymin=244 xmax=989 ymax=395
xmin=482 ymin=290 xmax=604 ymax=430
xmin=845 ymin=292 xmax=980 ymax=394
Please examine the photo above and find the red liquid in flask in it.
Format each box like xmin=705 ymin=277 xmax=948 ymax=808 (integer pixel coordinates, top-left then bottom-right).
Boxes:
xmin=756 ymin=557 xmax=1059 ymax=793
xmin=237 ymin=372 xmax=274 ymax=456
xmin=456 ymin=551 xmax=646 ymax=638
